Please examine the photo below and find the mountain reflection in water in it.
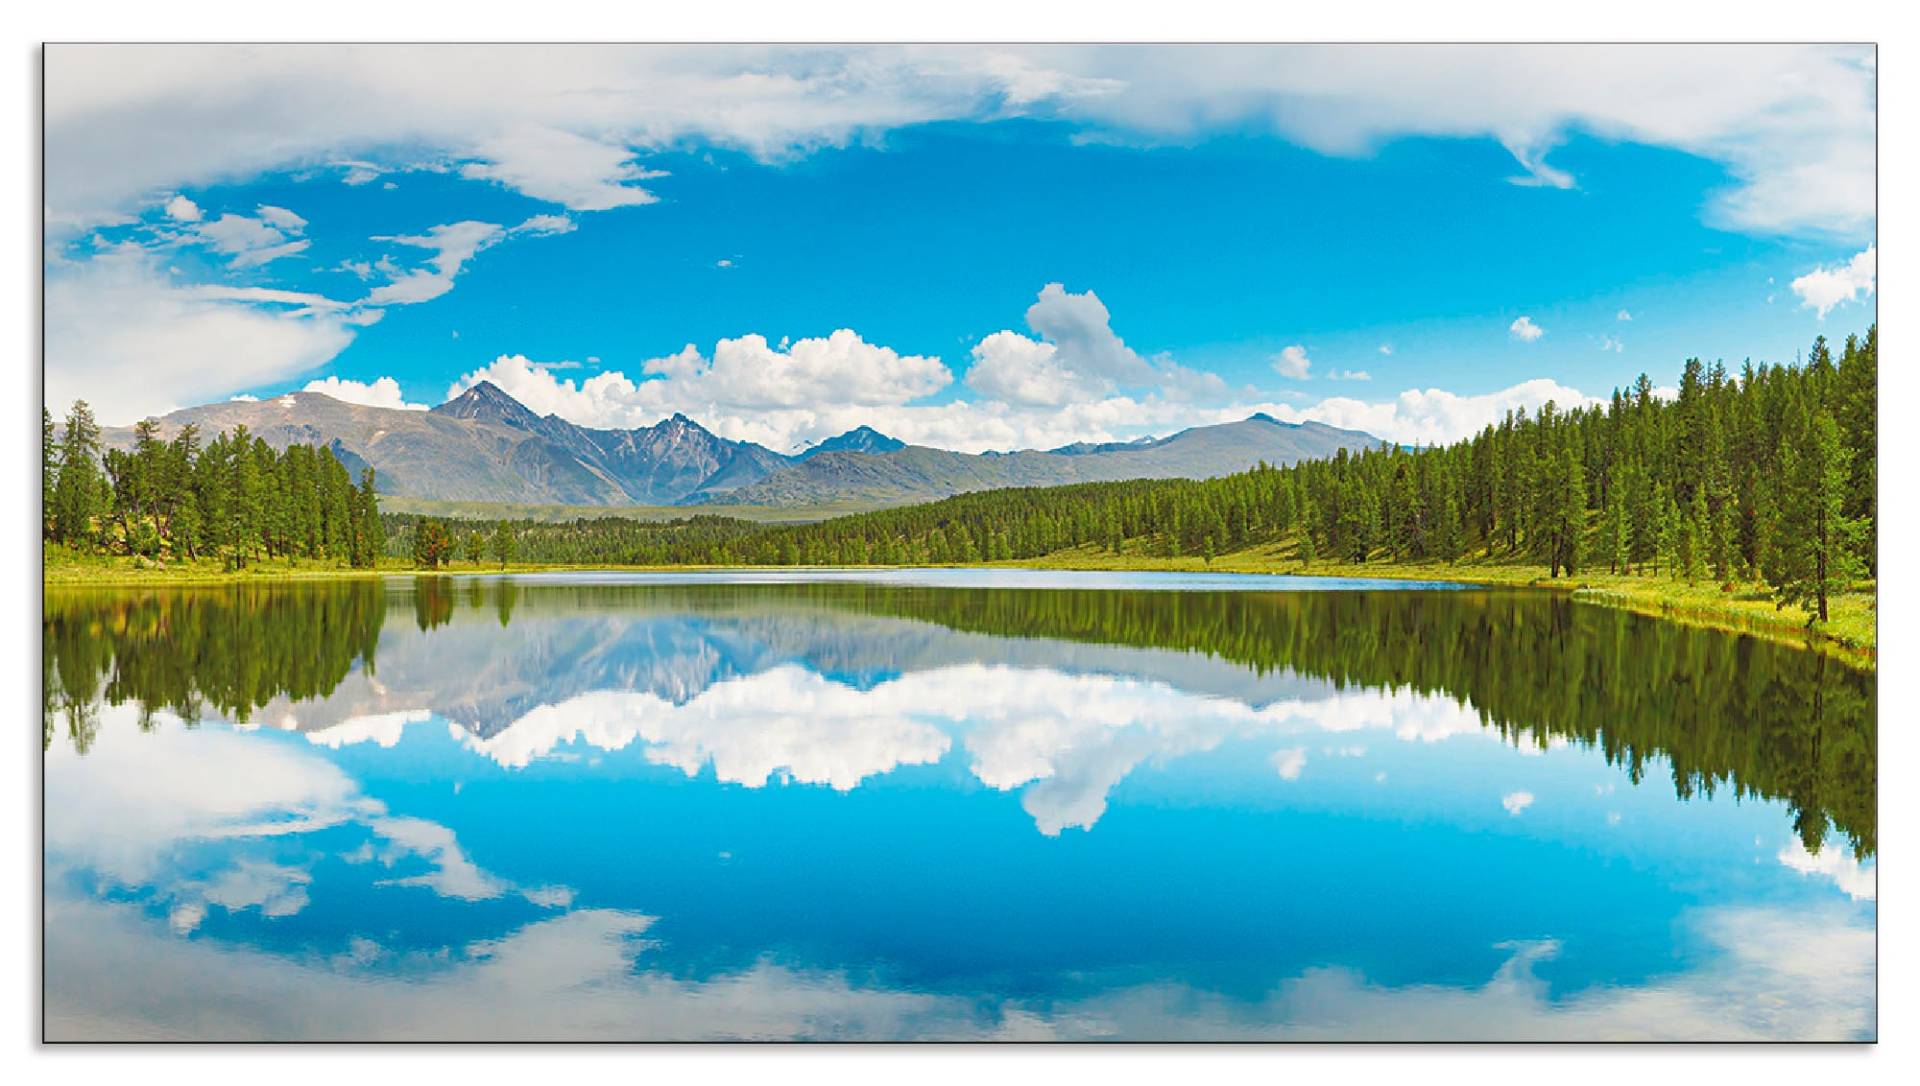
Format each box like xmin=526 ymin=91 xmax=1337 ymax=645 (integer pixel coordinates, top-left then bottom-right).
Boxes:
xmin=43 ymin=572 xmax=1876 ymax=1041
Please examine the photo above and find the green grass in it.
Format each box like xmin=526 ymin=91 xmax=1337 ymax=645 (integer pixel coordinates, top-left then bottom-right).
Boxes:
xmin=379 ymin=496 xmax=879 ymax=524
xmin=1011 ymin=535 xmax=1875 ymax=665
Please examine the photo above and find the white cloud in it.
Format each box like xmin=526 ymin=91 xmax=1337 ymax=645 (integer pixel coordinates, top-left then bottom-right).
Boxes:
xmin=1598 ymin=335 xmax=1623 ymax=353
xmin=45 ymin=45 xmax=1873 ymax=238
xmin=1509 ymin=316 xmax=1544 ymax=342
xmin=457 ymin=669 xmax=952 ymax=790
xmin=459 ymin=126 xmax=668 ymax=211
xmin=46 ymin=894 xmax=1877 ymax=1040
xmin=450 ymin=329 xmax=952 ymax=433
xmin=229 ymin=239 xmax=311 ymax=269
xmin=1377 ymin=344 xmax=1393 ymax=355
xmin=1501 ymin=791 xmax=1535 ymax=815
xmin=447 ymin=663 xmax=1494 ymax=837
xmin=335 ymin=160 xmax=383 ymax=186
xmin=163 ymin=194 xmax=200 ymax=222
xmin=191 ymin=207 xmax=310 ymax=268
xmin=1271 ymin=747 xmax=1307 ymax=781
xmin=1327 ymin=369 xmax=1371 ymax=381
xmin=1271 ymin=378 xmax=1600 ymax=447
xmin=1790 ymin=245 xmax=1876 ymax=319
xmin=306 ymin=711 xmax=431 ymax=749
xmin=257 ymin=204 xmax=307 ymax=231
xmin=966 ymin=331 xmax=1102 ymax=408
xmin=1273 ymin=345 xmax=1312 ymax=379
xmin=1776 ymin=839 xmax=1876 ymax=902
xmin=365 ymin=220 xmax=506 ymax=306
xmin=510 ymin=213 xmax=577 ymax=237
xmin=963 ymin=283 xmax=1221 ymax=407
xmin=45 ymin=247 xmax=357 ymax=424
xmin=46 ymin=702 xmax=561 ymax=927
xmin=1616 ymin=309 xmax=1633 ymax=321
xmin=302 ymin=376 xmax=429 ymax=412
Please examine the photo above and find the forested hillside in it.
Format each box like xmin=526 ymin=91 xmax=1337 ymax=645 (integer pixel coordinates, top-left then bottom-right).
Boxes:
xmin=389 ymin=328 xmax=1875 ymax=626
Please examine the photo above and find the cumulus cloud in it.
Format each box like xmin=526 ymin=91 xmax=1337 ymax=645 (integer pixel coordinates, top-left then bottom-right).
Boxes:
xmin=1271 ymin=378 xmax=1600 ymax=447
xmin=302 ymin=376 xmax=429 ymax=411
xmin=1509 ymin=316 xmax=1544 ymax=342
xmin=966 ymin=330 xmax=1105 ymax=408
xmin=44 ymin=45 xmax=1873 ymax=238
xmin=1273 ymin=345 xmax=1312 ymax=379
xmin=964 ymin=284 xmax=1222 ymax=407
xmin=1377 ymin=344 xmax=1393 ymax=355
xmin=1790 ymin=245 xmax=1876 ymax=318
xmin=1616 ymin=309 xmax=1633 ymax=321
xmin=163 ymin=194 xmax=200 ymax=222
xmin=439 ymin=662 xmax=1498 ymax=837
xmin=450 ymin=329 xmax=952 ymax=435
xmin=1777 ymin=839 xmax=1876 ymax=902
xmin=1501 ymin=791 xmax=1535 ymax=815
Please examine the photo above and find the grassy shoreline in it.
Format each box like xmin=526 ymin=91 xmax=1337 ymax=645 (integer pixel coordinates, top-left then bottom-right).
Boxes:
xmin=1010 ymin=542 xmax=1875 ymax=665
xmin=43 ymin=542 xmax=1874 ymax=666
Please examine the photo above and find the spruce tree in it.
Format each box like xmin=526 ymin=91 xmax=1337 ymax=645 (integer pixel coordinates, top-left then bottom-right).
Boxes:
xmin=42 ymin=407 xmax=56 ymax=540
xmin=52 ymin=401 xmax=105 ymax=548
xmin=1771 ymin=409 xmax=1863 ymax=622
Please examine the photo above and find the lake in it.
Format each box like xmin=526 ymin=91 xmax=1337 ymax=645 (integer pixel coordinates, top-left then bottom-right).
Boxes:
xmin=42 ymin=570 xmax=1876 ymax=1041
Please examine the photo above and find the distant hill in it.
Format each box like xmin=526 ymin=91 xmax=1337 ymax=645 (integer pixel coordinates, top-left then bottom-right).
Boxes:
xmin=693 ymin=414 xmax=1381 ymax=507
xmin=104 ymin=385 xmax=1381 ymax=509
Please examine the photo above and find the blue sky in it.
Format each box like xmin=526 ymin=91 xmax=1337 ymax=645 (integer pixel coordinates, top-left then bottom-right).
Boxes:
xmin=45 ymin=45 xmax=1876 ymax=451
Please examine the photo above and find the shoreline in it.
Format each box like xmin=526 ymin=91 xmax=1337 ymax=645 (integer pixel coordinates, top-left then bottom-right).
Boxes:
xmin=42 ymin=548 xmax=1875 ymax=668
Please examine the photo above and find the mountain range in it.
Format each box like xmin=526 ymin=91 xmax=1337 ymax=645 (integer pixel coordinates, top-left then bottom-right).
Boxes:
xmin=105 ymin=382 xmax=1382 ymax=509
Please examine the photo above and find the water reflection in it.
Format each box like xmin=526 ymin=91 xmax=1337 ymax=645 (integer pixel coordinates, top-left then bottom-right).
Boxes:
xmin=43 ymin=573 xmax=1877 ymax=1040
xmin=45 ymin=576 xmax=1877 ymax=853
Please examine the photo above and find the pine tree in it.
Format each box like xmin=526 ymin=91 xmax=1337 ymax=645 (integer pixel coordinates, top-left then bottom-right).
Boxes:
xmin=52 ymin=401 xmax=105 ymax=548
xmin=1771 ymin=409 xmax=1863 ymax=622
xmin=1833 ymin=327 xmax=1876 ymax=573
xmin=1682 ymin=486 xmax=1709 ymax=584
xmin=353 ymin=468 xmax=384 ymax=568
xmin=41 ymin=407 xmax=56 ymax=540
xmin=1601 ymin=487 xmax=1628 ymax=574
xmin=1656 ymin=491 xmax=1680 ymax=579
xmin=1545 ymin=446 xmax=1586 ymax=577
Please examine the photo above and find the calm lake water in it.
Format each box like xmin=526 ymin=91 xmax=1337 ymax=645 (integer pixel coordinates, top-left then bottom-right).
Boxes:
xmin=42 ymin=571 xmax=1876 ymax=1041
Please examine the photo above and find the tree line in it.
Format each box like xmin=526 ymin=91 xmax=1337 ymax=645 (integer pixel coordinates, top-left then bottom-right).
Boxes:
xmin=390 ymin=326 xmax=1873 ymax=623
xmin=44 ymin=401 xmax=385 ymax=569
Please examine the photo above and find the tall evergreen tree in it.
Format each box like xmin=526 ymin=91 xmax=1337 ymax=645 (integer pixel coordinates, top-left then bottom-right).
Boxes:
xmin=1771 ymin=408 xmax=1863 ymax=622
xmin=52 ymin=401 xmax=105 ymax=548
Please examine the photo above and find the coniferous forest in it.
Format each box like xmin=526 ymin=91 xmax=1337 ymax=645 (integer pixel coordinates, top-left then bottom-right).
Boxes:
xmin=377 ymin=327 xmax=1875 ymax=626
xmin=43 ymin=405 xmax=384 ymax=569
